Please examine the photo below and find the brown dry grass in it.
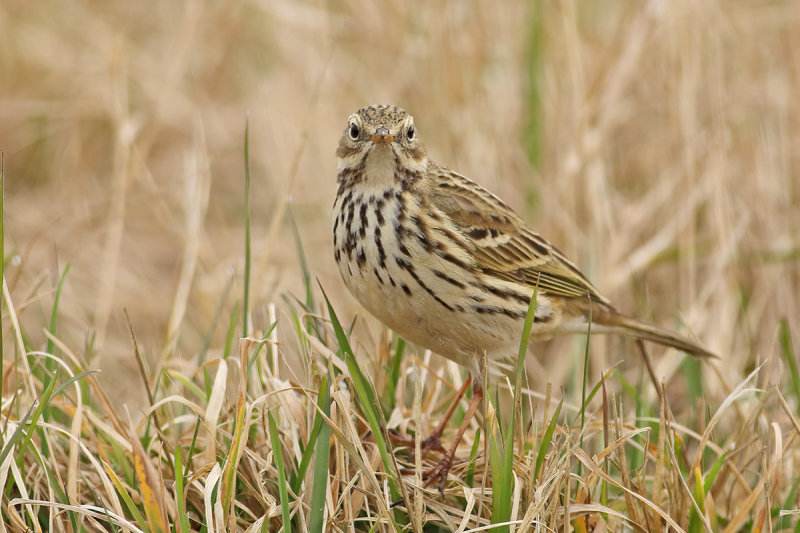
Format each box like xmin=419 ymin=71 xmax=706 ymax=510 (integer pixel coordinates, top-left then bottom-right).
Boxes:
xmin=1 ymin=1 xmax=799 ymax=531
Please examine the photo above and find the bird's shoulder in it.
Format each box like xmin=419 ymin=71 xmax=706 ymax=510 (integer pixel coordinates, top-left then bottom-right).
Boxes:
xmin=423 ymin=161 xmax=611 ymax=305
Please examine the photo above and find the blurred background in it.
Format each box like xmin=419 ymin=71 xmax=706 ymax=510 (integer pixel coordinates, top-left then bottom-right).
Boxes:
xmin=2 ymin=1 xmax=798 ymax=409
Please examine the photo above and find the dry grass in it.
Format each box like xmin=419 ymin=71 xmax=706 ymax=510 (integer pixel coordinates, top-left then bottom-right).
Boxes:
xmin=1 ymin=0 xmax=800 ymax=531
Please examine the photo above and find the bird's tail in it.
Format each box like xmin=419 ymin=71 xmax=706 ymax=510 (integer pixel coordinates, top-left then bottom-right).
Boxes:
xmin=590 ymin=306 xmax=716 ymax=359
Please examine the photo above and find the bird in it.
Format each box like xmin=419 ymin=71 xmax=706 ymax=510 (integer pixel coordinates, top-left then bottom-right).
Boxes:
xmin=331 ymin=104 xmax=713 ymax=489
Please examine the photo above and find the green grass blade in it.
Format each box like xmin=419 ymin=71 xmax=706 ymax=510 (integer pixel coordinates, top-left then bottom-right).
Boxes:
xmin=580 ymin=306 xmax=592 ymax=449
xmin=101 ymin=506 xmax=121 ymax=533
xmin=291 ymin=373 xmax=325 ymax=494
xmin=320 ymin=285 xmax=401 ymax=501
xmin=174 ymin=445 xmax=190 ymax=533
xmin=600 ymin=373 xmax=609 ymax=520
xmin=575 ymin=365 xmax=619 ymax=427
xmin=465 ymin=427 xmax=481 ymax=487
xmin=268 ymin=411 xmax=292 ymax=532
xmin=247 ymin=321 xmax=279 ymax=375
xmin=46 ymin=264 xmax=71 ymax=358
xmin=779 ymin=319 xmax=800 ymax=410
xmin=308 ymin=374 xmax=331 ymax=533
xmin=488 ymin=414 xmax=505 ymax=525
xmin=687 ymin=466 xmax=707 ymax=533
xmin=0 ymin=398 xmax=37 ymax=468
xmin=386 ymin=337 xmax=405 ymax=409
xmin=523 ymin=5 xmax=544 ymax=163
xmin=288 ymin=210 xmax=318 ymax=336
xmin=15 ymin=369 xmax=60 ymax=468
xmin=243 ymin=118 xmax=252 ymax=339
xmin=50 ymin=370 xmax=97 ymax=400
xmin=493 ymin=286 xmax=538 ymax=531
xmin=183 ymin=417 xmax=202 ymax=480
xmin=515 ymin=287 xmax=538 ymax=394
xmin=681 ymin=355 xmax=704 ymax=405
xmin=167 ymin=369 xmax=206 ymax=401
xmin=522 ymin=1 xmax=543 ymax=212
xmin=703 ymin=451 xmax=727 ymax=494
xmin=777 ymin=479 xmax=800 ymax=531
xmin=534 ymin=399 xmax=562 ymax=481
xmin=223 ymin=302 xmax=240 ymax=361
xmin=2 ymin=370 xmax=60 ymax=498
xmin=617 ymin=371 xmax=654 ymax=470
xmin=344 ymin=351 xmax=399 ymax=495
xmin=222 ymin=394 xmax=247 ymax=510
xmin=319 ymin=284 xmax=352 ymax=359
xmin=103 ymin=456 xmax=149 ymax=531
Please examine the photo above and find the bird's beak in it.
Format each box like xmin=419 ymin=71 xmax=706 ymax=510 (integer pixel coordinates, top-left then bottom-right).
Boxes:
xmin=370 ymin=127 xmax=394 ymax=144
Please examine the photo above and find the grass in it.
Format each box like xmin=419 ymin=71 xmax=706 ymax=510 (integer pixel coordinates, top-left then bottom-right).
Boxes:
xmin=5 ymin=279 xmax=800 ymax=531
xmin=2 ymin=0 xmax=800 ymax=531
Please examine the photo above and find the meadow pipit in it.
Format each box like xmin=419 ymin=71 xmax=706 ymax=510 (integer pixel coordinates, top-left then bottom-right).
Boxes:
xmin=332 ymin=104 xmax=713 ymax=487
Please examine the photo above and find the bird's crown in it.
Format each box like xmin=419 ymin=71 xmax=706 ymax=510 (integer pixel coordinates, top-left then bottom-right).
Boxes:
xmin=354 ymin=104 xmax=410 ymax=128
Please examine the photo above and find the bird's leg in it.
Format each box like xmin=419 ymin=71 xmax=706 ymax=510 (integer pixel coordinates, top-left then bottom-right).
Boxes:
xmin=391 ymin=373 xmax=473 ymax=458
xmin=422 ymin=379 xmax=483 ymax=492
xmin=420 ymin=373 xmax=473 ymax=455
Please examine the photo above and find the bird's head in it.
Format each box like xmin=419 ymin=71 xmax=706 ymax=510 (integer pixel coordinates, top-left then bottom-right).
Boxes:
xmin=336 ymin=105 xmax=427 ymax=173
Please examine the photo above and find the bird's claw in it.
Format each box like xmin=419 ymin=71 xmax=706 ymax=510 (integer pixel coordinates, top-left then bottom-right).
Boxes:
xmin=422 ymin=454 xmax=453 ymax=494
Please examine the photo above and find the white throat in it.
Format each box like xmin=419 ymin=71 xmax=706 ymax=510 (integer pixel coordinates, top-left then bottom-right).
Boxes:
xmin=362 ymin=145 xmax=398 ymax=186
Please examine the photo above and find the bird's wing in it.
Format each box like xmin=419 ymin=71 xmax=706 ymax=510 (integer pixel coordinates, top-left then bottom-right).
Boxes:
xmin=428 ymin=167 xmax=612 ymax=305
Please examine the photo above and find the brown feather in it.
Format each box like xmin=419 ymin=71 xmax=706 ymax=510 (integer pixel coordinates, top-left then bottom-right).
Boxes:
xmin=427 ymin=163 xmax=611 ymax=305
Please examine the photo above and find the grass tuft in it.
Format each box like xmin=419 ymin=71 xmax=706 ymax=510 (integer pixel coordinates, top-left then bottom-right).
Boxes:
xmin=2 ymin=267 xmax=800 ymax=530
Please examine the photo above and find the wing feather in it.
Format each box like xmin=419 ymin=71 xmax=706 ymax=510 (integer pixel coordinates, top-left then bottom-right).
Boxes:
xmin=427 ymin=165 xmax=611 ymax=306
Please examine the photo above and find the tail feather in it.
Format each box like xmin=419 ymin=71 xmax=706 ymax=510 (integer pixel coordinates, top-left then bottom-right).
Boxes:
xmin=592 ymin=308 xmax=716 ymax=359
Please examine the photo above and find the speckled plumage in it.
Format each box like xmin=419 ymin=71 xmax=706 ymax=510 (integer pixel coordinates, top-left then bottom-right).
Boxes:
xmin=332 ymin=105 xmax=713 ymax=376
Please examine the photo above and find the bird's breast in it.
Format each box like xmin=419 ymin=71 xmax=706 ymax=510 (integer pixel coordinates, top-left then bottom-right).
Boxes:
xmin=332 ymin=184 xmax=559 ymax=368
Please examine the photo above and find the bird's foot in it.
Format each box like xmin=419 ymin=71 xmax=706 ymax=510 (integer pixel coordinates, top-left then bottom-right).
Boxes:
xmin=388 ymin=429 xmax=447 ymax=459
xmin=422 ymin=454 xmax=455 ymax=494
xmin=399 ymin=452 xmax=458 ymax=494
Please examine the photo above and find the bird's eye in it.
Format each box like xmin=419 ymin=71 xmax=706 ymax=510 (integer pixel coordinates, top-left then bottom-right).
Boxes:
xmin=349 ymin=123 xmax=360 ymax=140
xmin=407 ymin=124 xmax=415 ymax=140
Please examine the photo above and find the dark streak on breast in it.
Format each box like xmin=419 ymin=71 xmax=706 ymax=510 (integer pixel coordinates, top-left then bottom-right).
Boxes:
xmin=396 ymin=257 xmax=454 ymax=311
xmin=469 ymin=281 xmax=529 ymax=304
xmin=375 ymin=198 xmax=385 ymax=225
xmin=433 ymin=270 xmax=466 ymax=289
xmin=438 ymin=251 xmax=470 ymax=271
xmin=374 ymin=226 xmax=386 ymax=268
xmin=472 ymin=305 xmax=527 ymax=319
